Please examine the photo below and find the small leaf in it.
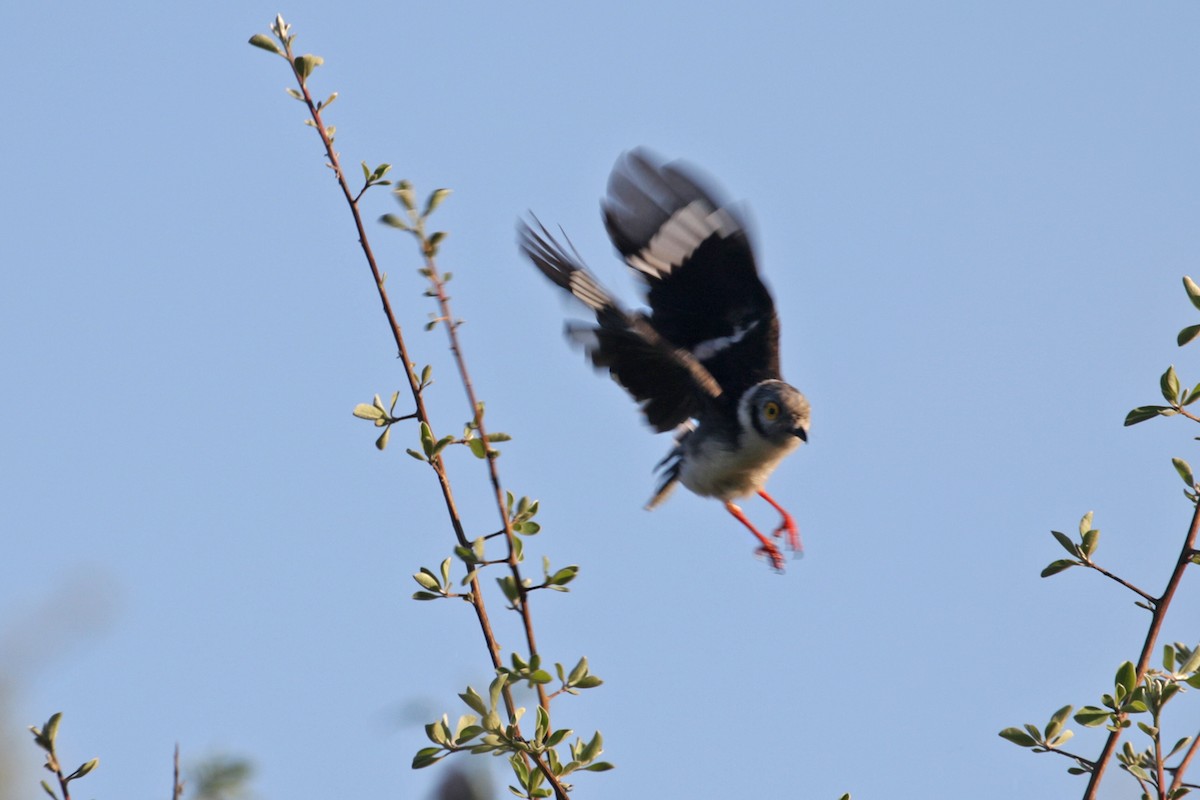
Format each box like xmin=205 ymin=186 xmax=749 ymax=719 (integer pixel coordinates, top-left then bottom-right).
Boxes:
xmin=1173 ymin=457 xmax=1195 ymax=487
xmin=460 ymin=687 xmax=488 ymax=716
xmin=293 ymin=54 xmax=324 ymax=80
xmin=1115 ymin=661 xmax=1137 ymax=697
xmin=468 ymin=438 xmax=487 ymax=459
xmin=1080 ymin=528 xmax=1099 ymax=558
xmin=1074 ymin=706 xmax=1111 ymax=727
xmin=1041 ymin=559 xmax=1078 ymax=577
xmin=1125 ymin=405 xmax=1169 ymax=426
xmin=412 ymin=591 xmax=440 ymax=601
xmin=485 ymin=432 xmax=513 ymax=443
xmin=1162 ymin=366 xmax=1181 ymax=404
xmin=1178 ymin=324 xmax=1200 ymax=347
xmin=412 ymin=747 xmax=444 ymax=769
xmin=413 ymin=571 xmax=440 ymax=591
xmin=353 ymin=403 xmax=385 ymax=420
xmin=395 ymin=181 xmax=416 ymax=211
xmin=248 ymin=33 xmax=284 ymax=55
xmin=583 ymin=762 xmax=614 ymax=772
xmin=1045 ymin=705 xmax=1072 ymax=741
xmin=375 ymin=427 xmax=390 ymax=451
xmin=1185 ymin=276 xmax=1200 ymax=311
xmin=380 ymin=213 xmax=411 ymax=231
xmin=1051 ymin=530 xmax=1080 ymax=557
xmin=423 ymin=188 xmax=452 ymax=217
xmin=44 ymin=713 xmax=61 ymax=746
xmin=40 ymin=780 xmax=57 ymax=800
xmin=405 ymin=448 xmax=426 ymax=462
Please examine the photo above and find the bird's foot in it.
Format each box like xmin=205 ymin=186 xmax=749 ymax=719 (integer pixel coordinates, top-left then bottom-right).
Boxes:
xmin=755 ymin=541 xmax=787 ymax=572
xmin=771 ymin=515 xmax=803 ymax=556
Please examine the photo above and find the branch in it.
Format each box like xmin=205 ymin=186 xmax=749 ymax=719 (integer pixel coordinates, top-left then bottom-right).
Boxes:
xmin=1083 ymin=500 xmax=1200 ymax=799
xmin=260 ymin=22 xmax=570 ymax=800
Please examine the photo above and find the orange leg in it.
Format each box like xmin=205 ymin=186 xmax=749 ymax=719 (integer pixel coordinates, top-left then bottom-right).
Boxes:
xmin=724 ymin=501 xmax=786 ymax=571
xmin=757 ymin=490 xmax=802 ymax=555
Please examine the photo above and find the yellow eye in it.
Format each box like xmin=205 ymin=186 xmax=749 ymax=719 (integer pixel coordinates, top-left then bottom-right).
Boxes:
xmin=763 ymin=401 xmax=780 ymax=420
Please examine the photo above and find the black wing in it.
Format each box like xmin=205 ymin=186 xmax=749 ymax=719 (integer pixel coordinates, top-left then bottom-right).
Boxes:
xmin=602 ymin=149 xmax=781 ymax=400
xmin=518 ymin=218 xmax=722 ymax=432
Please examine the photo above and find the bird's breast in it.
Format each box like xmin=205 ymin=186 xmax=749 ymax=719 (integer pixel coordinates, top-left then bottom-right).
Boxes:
xmin=677 ymin=426 xmax=800 ymax=501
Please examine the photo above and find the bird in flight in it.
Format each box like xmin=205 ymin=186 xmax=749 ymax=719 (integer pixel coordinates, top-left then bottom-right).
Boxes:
xmin=518 ymin=149 xmax=810 ymax=570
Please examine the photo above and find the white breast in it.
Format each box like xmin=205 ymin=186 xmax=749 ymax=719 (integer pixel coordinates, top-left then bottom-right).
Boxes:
xmin=677 ymin=426 xmax=800 ymax=501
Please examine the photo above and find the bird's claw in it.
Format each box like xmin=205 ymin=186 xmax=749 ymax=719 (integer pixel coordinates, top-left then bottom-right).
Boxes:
xmin=756 ymin=542 xmax=787 ymax=572
xmin=771 ymin=517 xmax=803 ymax=556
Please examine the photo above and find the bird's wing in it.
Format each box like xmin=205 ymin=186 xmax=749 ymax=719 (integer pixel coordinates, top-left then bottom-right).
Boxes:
xmin=518 ymin=218 xmax=723 ymax=432
xmin=602 ymin=148 xmax=782 ymax=399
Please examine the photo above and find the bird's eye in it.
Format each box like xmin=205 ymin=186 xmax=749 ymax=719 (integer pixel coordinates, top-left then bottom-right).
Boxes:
xmin=763 ymin=401 xmax=780 ymax=420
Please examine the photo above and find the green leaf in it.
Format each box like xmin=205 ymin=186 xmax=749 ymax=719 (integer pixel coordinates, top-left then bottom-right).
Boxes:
xmin=530 ymin=670 xmax=554 ymax=684
xmin=1125 ymin=405 xmax=1170 ymax=426
xmin=1041 ymin=559 xmax=1078 ymax=577
xmin=1074 ymin=706 xmax=1110 ymax=727
xmin=1173 ymin=457 xmax=1195 ymax=487
xmin=66 ymin=759 xmax=98 ymax=782
xmin=293 ymin=53 xmax=324 ymax=80
xmin=1077 ymin=512 xmax=1094 ymax=537
xmin=413 ymin=571 xmax=440 ymax=591
xmin=412 ymin=747 xmax=443 ymax=769
xmin=567 ymin=657 xmax=589 ymax=685
xmin=460 ymin=687 xmax=488 ymax=716
xmin=412 ymin=591 xmax=440 ymax=601
xmin=1051 ymin=530 xmax=1080 ymax=557
xmin=1080 ymin=528 xmax=1099 ymax=558
xmin=248 ymin=34 xmax=284 ymax=56
xmin=1162 ymin=366 xmax=1181 ymax=404
xmin=1045 ymin=705 xmax=1072 ymax=741
xmin=40 ymin=780 xmax=57 ymax=800
xmin=1116 ymin=661 xmax=1137 ymax=697
xmin=578 ymin=731 xmax=603 ymax=763
xmin=1178 ymin=324 xmax=1200 ymax=347
xmin=486 ymin=432 xmax=513 ymax=443
xmin=549 ymin=566 xmax=578 ymax=586
xmin=395 ymin=181 xmax=416 ymax=211
xmin=468 ymin=437 xmax=488 ymax=459
xmin=574 ymin=675 xmax=603 ymax=689
xmin=44 ymin=713 xmax=61 ymax=746
xmin=420 ymin=421 xmax=435 ymax=456
xmin=405 ymin=448 xmax=426 ymax=462
xmin=375 ymin=427 xmax=391 ymax=451
xmin=583 ymin=762 xmax=614 ymax=772
xmin=497 ymin=576 xmax=519 ymax=603
xmin=1185 ymin=276 xmax=1200 ymax=310
xmin=380 ymin=213 xmax=411 ymax=231
xmin=423 ymin=188 xmax=452 ymax=217
xmin=514 ymin=521 xmax=541 ymax=535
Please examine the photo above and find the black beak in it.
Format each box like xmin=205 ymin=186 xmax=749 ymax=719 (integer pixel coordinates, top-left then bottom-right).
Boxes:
xmin=794 ymin=426 xmax=808 ymax=442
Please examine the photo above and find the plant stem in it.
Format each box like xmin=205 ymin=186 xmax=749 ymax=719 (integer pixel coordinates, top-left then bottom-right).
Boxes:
xmin=277 ymin=34 xmax=568 ymax=800
xmin=1083 ymin=500 xmax=1200 ymax=799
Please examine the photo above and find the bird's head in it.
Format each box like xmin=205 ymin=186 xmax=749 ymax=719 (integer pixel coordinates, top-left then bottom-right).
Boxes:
xmin=741 ymin=380 xmax=810 ymax=445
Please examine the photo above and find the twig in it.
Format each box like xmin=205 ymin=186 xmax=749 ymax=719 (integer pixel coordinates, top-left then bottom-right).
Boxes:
xmin=1168 ymin=729 xmax=1200 ymax=795
xmin=1083 ymin=500 xmax=1200 ymax=799
xmin=272 ymin=30 xmax=569 ymax=800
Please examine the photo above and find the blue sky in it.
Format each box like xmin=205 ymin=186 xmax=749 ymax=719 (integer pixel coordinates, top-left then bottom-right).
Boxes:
xmin=4 ymin=2 xmax=1200 ymax=799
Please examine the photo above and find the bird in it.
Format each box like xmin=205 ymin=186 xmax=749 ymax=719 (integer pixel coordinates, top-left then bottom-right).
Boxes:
xmin=517 ymin=148 xmax=810 ymax=570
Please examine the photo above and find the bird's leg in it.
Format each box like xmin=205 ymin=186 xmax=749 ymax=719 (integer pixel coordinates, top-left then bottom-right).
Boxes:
xmin=724 ymin=501 xmax=785 ymax=571
xmin=757 ymin=490 xmax=802 ymax=555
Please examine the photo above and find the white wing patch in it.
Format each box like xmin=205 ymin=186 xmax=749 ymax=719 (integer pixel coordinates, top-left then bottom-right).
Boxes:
xmin=628 ymin=200 xmax=739 ymax=279
xmin=690 ymin=320 xmax=760 ymax=361
xmin=567 ymin=270 xmax=610 ymax=312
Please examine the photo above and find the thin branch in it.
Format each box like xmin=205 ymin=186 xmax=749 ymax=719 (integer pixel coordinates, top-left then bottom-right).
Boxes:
xmin=273 ymin=33 xmax=569 ymax=800
xmin=172 ymin=744 xmax=183 ymax=800
xmin=1168 ymin=728 xmax=1200 ymax=795
xmin=1085 ymin=560 xmax=1157 ymax=605
xmin=1083 ymin=499 xmax=1200 ymax=799
xmin=423 ymin=260 xmax=552 ymax=711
